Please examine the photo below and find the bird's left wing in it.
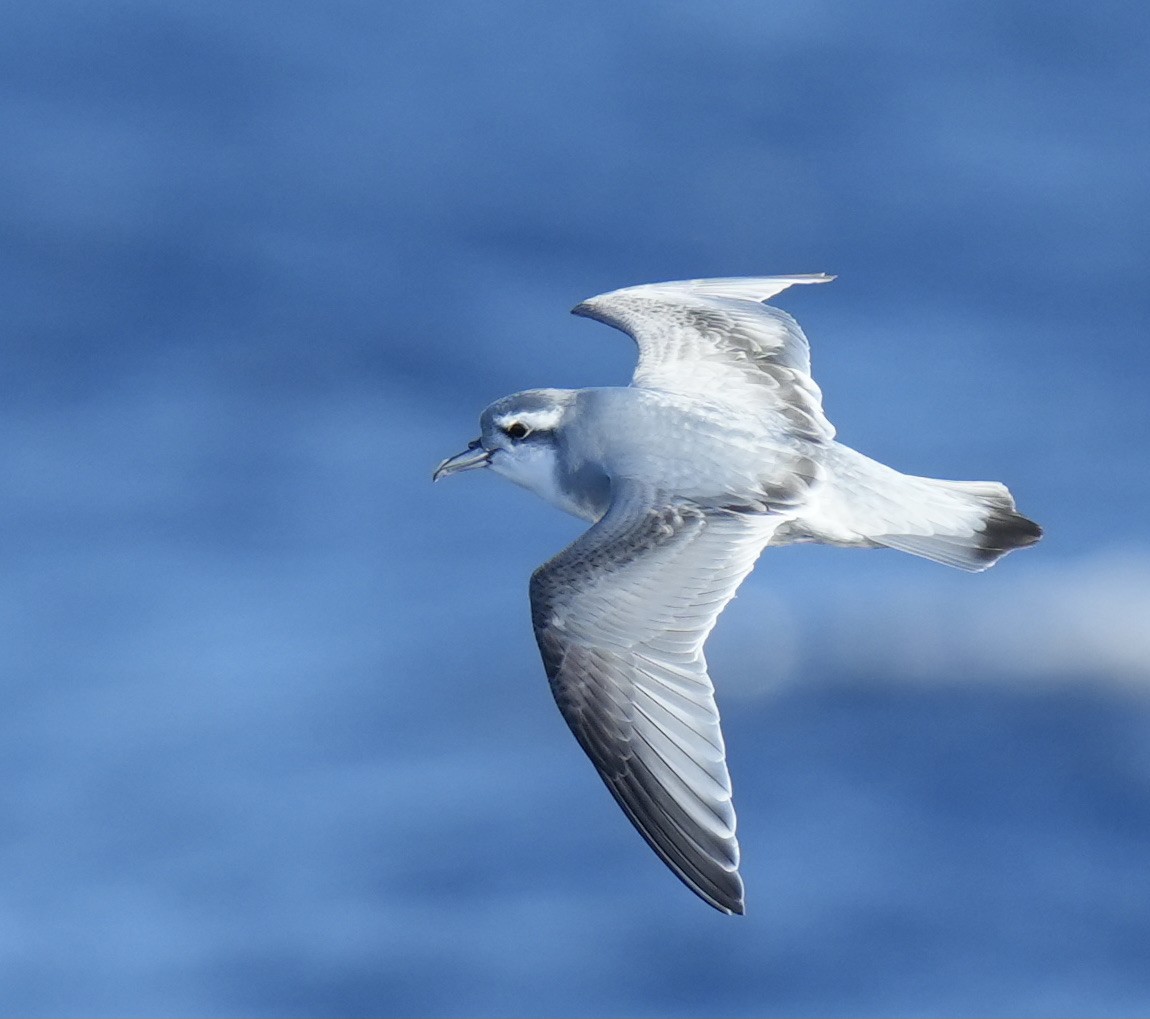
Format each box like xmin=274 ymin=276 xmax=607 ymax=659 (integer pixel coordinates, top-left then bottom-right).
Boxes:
xmin=529 ymin=484 xmax=788 ymax=914
xmin=572 ymin=275 xmax=835 ymax=441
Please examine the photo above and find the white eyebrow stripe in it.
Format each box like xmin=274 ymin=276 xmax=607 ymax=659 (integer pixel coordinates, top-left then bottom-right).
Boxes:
xmin=498 ymin=406 xmax=565 ymax=432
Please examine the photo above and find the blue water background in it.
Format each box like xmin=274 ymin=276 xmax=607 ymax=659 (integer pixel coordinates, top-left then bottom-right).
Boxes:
xmin=2 ymin=1 xmax=1148 ymax=1014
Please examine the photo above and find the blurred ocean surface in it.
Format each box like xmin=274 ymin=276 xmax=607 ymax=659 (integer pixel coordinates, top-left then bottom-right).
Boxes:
xmin=1 ymin=0 xmax=1148 ymax=1015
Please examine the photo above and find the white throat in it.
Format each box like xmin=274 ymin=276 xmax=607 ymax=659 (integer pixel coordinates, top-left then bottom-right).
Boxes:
xmin=491 ymin=444 xmax=599 ymax=521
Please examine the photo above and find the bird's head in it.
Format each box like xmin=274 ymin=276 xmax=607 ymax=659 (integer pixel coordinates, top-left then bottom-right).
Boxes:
xmin=432 ymin=389 xmax=574 ymax=490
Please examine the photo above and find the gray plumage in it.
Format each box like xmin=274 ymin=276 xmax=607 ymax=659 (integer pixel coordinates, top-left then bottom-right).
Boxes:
xmin=434 ymin=275 xmax=1041 ymax=915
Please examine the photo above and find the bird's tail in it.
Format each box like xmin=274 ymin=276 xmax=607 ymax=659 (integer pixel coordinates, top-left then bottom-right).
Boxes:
xmin=870 ymin=477 xmax=1042 ymax=571
xmin=805 ymin=446 xmax=1043 ymax=572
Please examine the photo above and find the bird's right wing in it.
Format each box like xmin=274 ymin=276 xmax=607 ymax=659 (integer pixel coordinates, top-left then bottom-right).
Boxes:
xmin=529 ymin=485 xmax=787 ymax=914
xmin=572 ymin=275 xmax=836 ymax=441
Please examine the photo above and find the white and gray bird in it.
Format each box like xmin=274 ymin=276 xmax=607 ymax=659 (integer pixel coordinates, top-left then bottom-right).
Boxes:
xmin=433 ymin=275 xmax=1041 ymax=915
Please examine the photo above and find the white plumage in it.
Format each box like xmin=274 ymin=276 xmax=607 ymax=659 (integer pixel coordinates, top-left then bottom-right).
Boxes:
xmin=434 ymin=275 xmax=1042 ymax=914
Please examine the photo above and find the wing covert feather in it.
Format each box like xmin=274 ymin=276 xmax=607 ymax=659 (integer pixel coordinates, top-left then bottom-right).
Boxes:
xmin=572 ymin=275 xmax=836 ymax=442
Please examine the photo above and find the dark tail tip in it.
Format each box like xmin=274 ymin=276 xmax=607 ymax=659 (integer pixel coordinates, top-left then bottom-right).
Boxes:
xmin=978 ymin=507 xmax=1043 ymax=564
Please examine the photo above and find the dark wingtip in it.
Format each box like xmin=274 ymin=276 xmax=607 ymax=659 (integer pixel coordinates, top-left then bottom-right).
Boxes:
xmin=700 ymin=871 xmax=745 ymax=916
xmin=698 ymin=887 xmax=744 ymax=916
xmin=571 ymin=299 xmax=607 ymax=322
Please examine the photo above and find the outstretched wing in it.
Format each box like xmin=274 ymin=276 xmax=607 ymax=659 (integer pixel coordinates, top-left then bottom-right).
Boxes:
xmin=573 ymin=275 xmax=836 ymax=441
xmin=529 ymin=485 xmax=787 ymax=914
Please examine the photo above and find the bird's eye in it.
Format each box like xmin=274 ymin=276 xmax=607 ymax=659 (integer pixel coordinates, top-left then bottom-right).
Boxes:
xmin=504 ymin=421 xmax=530 ymax=440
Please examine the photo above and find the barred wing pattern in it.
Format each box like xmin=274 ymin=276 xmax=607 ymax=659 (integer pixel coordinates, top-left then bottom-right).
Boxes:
xmin=572 ymin=275 xmax=836 ymax=442
xmin=529 ymin=486 xmax=786 ymax=914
